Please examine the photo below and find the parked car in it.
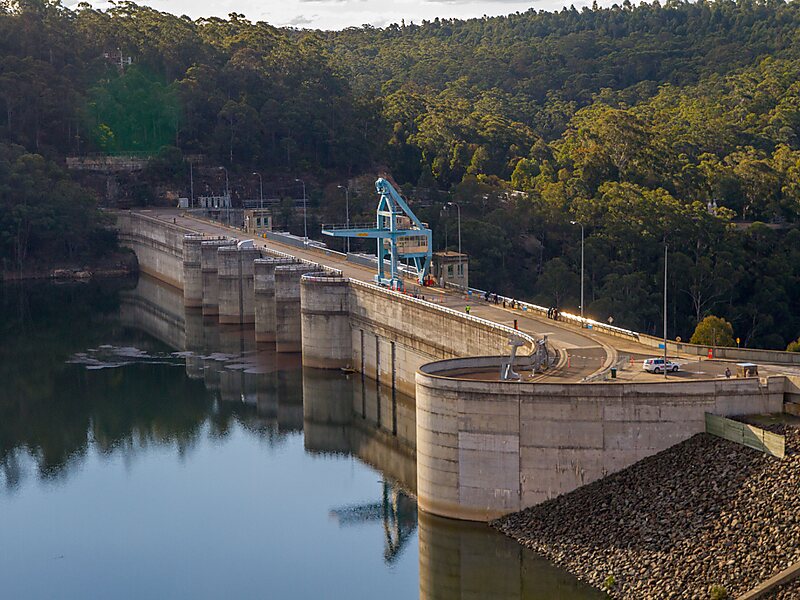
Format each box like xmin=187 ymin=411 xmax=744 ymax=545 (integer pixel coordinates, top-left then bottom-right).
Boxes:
xmin=642 ymin=358 xmax=680 ymax=373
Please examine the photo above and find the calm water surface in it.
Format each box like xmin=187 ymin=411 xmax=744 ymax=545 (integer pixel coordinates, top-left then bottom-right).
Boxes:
xmin=0 ymin=276 xmax=605 ymax=599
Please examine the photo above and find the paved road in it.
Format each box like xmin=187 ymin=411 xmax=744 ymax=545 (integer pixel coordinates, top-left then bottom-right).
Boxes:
xmin=138 ymin=209 xmax=795 ymax=383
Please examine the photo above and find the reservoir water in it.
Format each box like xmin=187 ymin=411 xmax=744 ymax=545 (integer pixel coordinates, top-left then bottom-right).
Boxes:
xmin=0 ymin=276 xmax=605 ymax=599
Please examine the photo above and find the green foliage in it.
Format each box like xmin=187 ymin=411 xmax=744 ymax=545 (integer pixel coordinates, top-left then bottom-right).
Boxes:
xmin=85 ymin=65 xmax=180 ymax=153
xmin=709 ymin=584 xmax=728 ymax=600
xmin=603 ymin=574 xmax=615 ymax=591
xmin=1 ymin=1 xmax=800 ymax=347
xmin=0 ymin=143 xmax=112 ymax=268
xmin=787 ymin=338 xmax=800 ymax=353
xmin=690 ymin=316 xmax=736 ymax=347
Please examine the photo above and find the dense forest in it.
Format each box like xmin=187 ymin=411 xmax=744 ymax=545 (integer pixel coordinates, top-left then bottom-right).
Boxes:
xmin=1 ymin=0 xmax=800 ymax=349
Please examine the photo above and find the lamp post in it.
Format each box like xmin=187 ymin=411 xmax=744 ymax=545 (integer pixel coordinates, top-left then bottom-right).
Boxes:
xmin=446 ymin=202 xmax=462 ymax=285
xmin=252 ymin=172 xmax=263 ymax=210
xmin=663 ymin=243 xmax=668 ymax=379
xmin=219 ymin=166 xmax=230 ymax=225
xmin=189 ymin=160 xmax=194 ymax=208
xmin=570 ymin=220 xmax=585 ymax=323
xmin=337 ymin=184 xmax=351 ymax=253
xmin=295 ymin=179 xmax=307 ymax=245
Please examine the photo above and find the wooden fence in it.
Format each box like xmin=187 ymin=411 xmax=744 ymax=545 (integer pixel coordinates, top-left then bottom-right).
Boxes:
xmin=705 ymin=413 xmax=785 ymax=459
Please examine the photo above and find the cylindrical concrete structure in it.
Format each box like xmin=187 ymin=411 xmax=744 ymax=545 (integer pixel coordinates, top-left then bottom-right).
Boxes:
xmin=218 ymin=245 xmax=262 ymax=325
xmin=200 ymin=239 xmax=236 ymax=316
xmin=239 ymin=246 xmax=262 ymax=324
xmin=274 ymin=263 xmax=319 ymax=353
xmin=182 ymin=234 xmax=206 ymax=308
xmin=300 ymin=273 xmax=352 ymax=369
xmin=415 ymin=360 xmax=521 ymax=522
xmin=254 ymin=257 xmax=296 ymax=343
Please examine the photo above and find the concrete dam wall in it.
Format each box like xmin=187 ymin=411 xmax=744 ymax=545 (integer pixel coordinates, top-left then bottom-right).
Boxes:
xmin=301 ymin=275 xmax=535 ymax=397
xmin=116 ymin=211 xmax=193 ymax=290
xmin=116 ymin=211 xmax=792 ymax=523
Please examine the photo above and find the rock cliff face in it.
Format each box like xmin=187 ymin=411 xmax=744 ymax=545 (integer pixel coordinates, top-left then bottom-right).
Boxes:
xmin=494 ymin=428 xmax=800 ymax=600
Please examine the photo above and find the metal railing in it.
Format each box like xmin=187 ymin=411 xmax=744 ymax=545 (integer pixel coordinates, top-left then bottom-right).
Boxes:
xmin=321 ymin=222 xmax=377 ymax=231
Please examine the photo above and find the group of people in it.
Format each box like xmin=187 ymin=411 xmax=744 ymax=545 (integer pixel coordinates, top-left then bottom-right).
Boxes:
xmin=482 ymin=291 xmax=522 ymax=310
xmin=547 ymin=307 xmax=561 ymax=321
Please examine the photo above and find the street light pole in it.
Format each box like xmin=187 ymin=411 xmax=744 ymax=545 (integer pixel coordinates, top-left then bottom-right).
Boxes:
xmin=337 ymin=184 xmax=351 ymax=253
xmin=570 ymin=220 xmax=585 ymax=323
xmin=219 ymin=166 xmax=230 ymax=225
xmin=253 ymin=172 xmax=263 ymax=210
xmin=664 ymin=243 xmax=668 ymax=379
xmin=295 ymin=178 xmax=307 ymax=245
xmin=189 ymin=160 xmax=194 ymax=209
xmin=447 ymin=202 xmax=462 ymax=285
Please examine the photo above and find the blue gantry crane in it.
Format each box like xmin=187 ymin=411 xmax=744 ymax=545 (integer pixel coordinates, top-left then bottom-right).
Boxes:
xmin=321 ymin=178 xmax=432 ymax=290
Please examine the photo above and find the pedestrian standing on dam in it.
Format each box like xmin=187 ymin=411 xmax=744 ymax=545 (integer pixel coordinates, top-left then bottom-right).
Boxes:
xmin=465 ymin=305 xmax=471 ymax=314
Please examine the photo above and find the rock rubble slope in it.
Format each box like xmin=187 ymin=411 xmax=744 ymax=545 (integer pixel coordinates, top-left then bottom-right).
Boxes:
xmin=494 ymin=429 xmax=800 ymax=599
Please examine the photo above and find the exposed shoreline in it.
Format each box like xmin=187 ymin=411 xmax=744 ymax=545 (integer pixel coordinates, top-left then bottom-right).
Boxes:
xmin=493 ymin=428 xmax=800 ymax=599
xmin=1 ymin=252 xmax=137 ymax=283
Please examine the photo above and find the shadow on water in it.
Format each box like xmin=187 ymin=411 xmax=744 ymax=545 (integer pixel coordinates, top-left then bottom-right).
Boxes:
xmin=0 ymin=274 xmax=605 ymax=599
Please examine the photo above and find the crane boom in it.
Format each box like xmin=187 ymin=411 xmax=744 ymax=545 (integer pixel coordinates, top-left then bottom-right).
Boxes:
xmin=321 ymin=178 xmax=432 ymax=290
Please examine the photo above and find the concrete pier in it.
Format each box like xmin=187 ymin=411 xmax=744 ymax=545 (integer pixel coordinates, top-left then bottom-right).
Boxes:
xmin=274 ymin=263 xmax=319 ymax=353
xmin=254 ymin=257 xmax=297 ymax=343
xmin=218 ymin=245 xmax=262 ymax=325
xmin=200 ymin=239 xmax=236 ymax=316
xmin=300 ymin=273 xmax=352 ymax=369
xmin=182 ymin=234 xmax=206 ymax=308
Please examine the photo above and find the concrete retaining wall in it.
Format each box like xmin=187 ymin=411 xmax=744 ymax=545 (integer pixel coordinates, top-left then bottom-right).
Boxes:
xmin=415 ymin=357 xmax=786 ymax=521
xmin=637 ymin=334 xmax=800 ymax=366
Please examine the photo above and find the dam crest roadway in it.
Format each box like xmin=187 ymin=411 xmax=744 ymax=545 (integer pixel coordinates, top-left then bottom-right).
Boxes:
xmin=116 ymin=207 xmax=800 ymax=522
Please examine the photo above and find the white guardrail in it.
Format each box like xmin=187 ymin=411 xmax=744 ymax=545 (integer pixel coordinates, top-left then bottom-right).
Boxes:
xmin=445 ymin=283 xmax=641 ymax=342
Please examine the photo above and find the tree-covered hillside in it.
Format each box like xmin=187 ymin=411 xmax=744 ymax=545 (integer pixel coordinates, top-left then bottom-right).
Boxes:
xmin=1 ymin=0 xmax=799 ymax=348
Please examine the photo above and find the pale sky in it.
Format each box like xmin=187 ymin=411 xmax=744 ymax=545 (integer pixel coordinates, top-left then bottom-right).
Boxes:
xmin=69 ymin=0 xmax=593 ymax=30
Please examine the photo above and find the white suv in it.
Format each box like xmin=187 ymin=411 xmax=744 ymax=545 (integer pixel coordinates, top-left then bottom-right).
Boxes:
xmin=643 ymin=358 xmax=679 ymax=374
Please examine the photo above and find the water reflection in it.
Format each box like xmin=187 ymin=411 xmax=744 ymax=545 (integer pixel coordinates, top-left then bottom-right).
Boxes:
xmin=419 ymin=512 xmax=607 ymax=600
xmin=330 ymin=481 xmax=417 ymax=564
xmin=0 ymin=275 xmax=603 ymax=600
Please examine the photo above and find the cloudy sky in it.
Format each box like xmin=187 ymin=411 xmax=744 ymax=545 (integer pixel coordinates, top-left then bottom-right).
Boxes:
xmin=70 ymin=0 xmax=590 ymax=30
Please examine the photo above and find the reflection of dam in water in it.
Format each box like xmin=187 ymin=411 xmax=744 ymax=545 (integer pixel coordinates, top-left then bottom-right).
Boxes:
xmin=117 ymin=275 xmax=603 ymax=600
xmin=419 ymin=512 xmax=606 ymax=600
